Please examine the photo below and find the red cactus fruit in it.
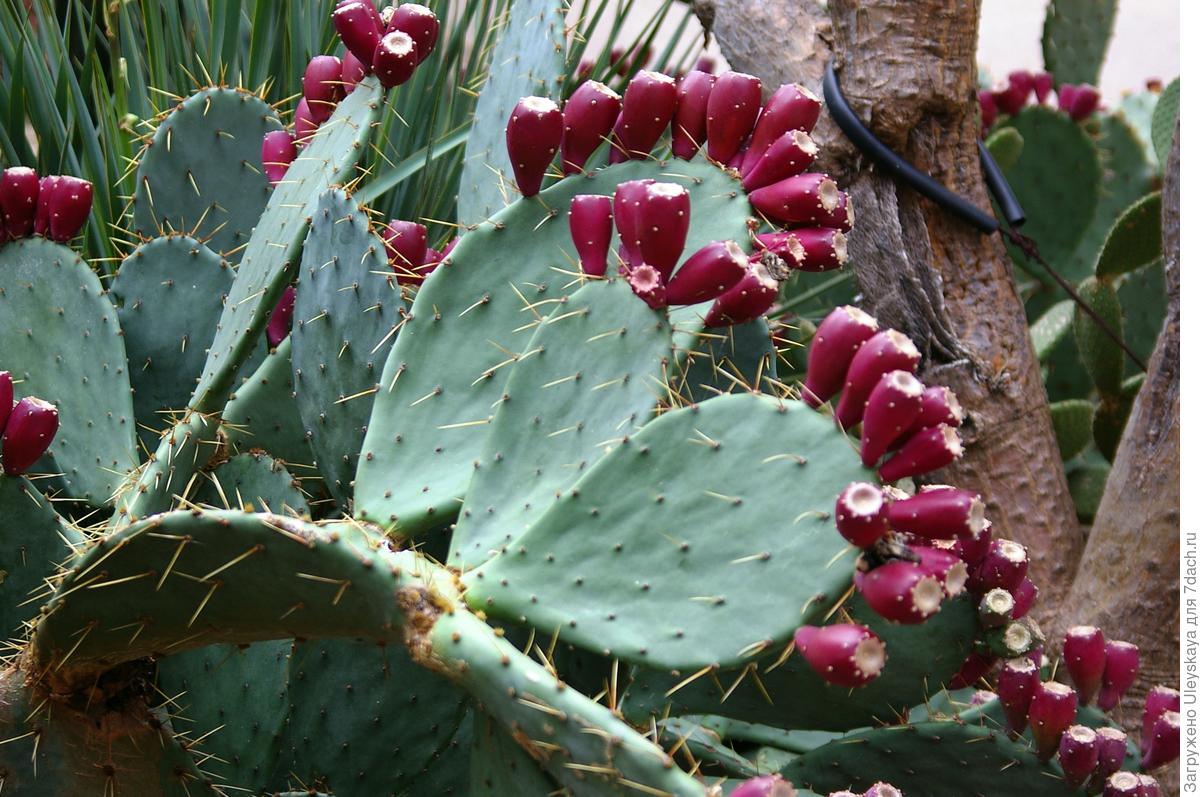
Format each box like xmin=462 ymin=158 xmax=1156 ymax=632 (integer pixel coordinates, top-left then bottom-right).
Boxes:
xmin=891 ymin=385 xmax=962 ymax=449
xmin=302 ymin=55 xmax=347 ymax=123
xmin=506 ymin=96 xmax=563 ymax=197
xmin=887 ymin=486 xmax=986 ymax=541
xmin=1063 ymin=625 xmax=1106 ymax=705
xmin=381 ymin=220 xmax=429 ymax=283
xmin=741 ymin=130 xmax=818 ymax=191
xmin=1095 ymin=727 xmax=1129 ymax=781
xmin=834 ymin=482 xmax=890 ymax=548
xmin=295 ymin=98 xmax=319 ymax=144
xmin=671 ymin=70 xmax=716 ymax=160
xmin=342 ymin=50 xmax=367 ymax=88
xmin=995 ymin=70 xmax=1034 ymax=115
xmin=1097 ymin=640 xmax=1139 ymax=711
xmin=835 ymin=329 xmax=921 ymax=428
xmin=332 ymin=0 xmax=383 ymax=70
xmin=1059 ymin=725 xmax=1100 ymax=789
xmin=1057 ymin=83 xmax=1078 ymax=112
xmin=996 ymin=657 xmax=1039 ymax=734
xmin=748 ymin=173 xmax=841 ymax=225
xmin=728 ymin=774 xmax=797 ymax=797
xmin=1103 ymin=773 xmax=1143 ymax=797
xmin=373 ymin=30 xmax=418 ymax=88
xmin=1033 ymin=72 xmax=1053 ymax=103
xmin=793 ymin=623 xmax=887 ymax=688
xmin=911 ymin=545 xmax=968 ymax=597
xmin=1065 ymin=84 xmax=1100 ymax=121
xmin=1 ymin=397 xmax=59 ymax=475
xmin=877 ymin=424 xmax=962 ymax=482
xmin=262 ymin=130 xmax=298 ymax=187
xmin=854 ymin=560 xmax=944 ymax=624
xmin=33 ymin=176 xmax=58 ymax=236
xmin=802 ymin=306 xmax=879 ymax=408
xmin=266 ymin=285 xmax=296 ymax=349
xmin=636 ymin=182 xmax=690 ymax=278
xmin=1010 ymin=576 xmax=1038 ymax=619
xmin=978 ymin=587 xmax=1014 ymax=628
xmin=40 ymin=176 xmax=93 ymax=243
xmin=0 ymin=372 xmax=12 ymax=434
xmin=755 ymin=228 xmax=847 ymax=273
xmin=971 ymin=538 xmax=1029 ymax=593
xmin=863 ymin=785 xmax=902 ymax=797
xmin=953 ymin=519 xmax=992 ymax=565
xmin=613 ymin=179 xmax=652 ymax=265
xmin=742 ymin=83 xmax=821 ymax=175
xmin=624 ymin=263 xmax=666 ymax=308
xmin=948 ymin=651 xmax=995 ymax=689
xmin=978 ymin=90 xmax=997 ymax=132
xmin=664 ymin=240 xmax=749 ymax=305
xmin=1142 ymin=686 xmax=1181 ymax=753
xmin=611 ymin=70 xmax=678 ymax=160
xmin=1029 ymin=681 xmax=1078 ymax=761
xmin=859 ymin=371 xmax=925 ymax=467
xmin=1 ymin=167 xmax=39 ymax=238
xmin=568 ymin=195 xmax=614 ymax=277
xmin=703 ymin=262 xmax=778 ymax=326
xmin=561 ymin=80 xmax=622 ymax=174
xmin=1141 ymin=710 xmax=1180 ymax=770
xmin=705 ymin=71 xmax=762 ymax=164
xmin=1139 ymin=774 xmax=1162 ymax=797
xmin=387 ymin=4 xmax=439 ymax=64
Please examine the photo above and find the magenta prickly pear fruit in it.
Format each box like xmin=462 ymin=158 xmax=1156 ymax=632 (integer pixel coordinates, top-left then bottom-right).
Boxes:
xmin=0 ymin=372 xmax=12 ymax=435
xmin=742 ymin=130 xmax=818 ymax=191
xmin=1063 ymin=625 xmax=1106 ymax=705
xmin=40 ymin=175 xmax=93 ymax=243
xmin=953 ymin=519 xmax=991 ymax=565
xmin=755 ymin=227 xmax=847 ymax=273
xmin=332 ymin=0 xmax=384 ymax=70
xmin=1010 ymin=576 xmax=1037 ymax=619
xmin=978 ymin=90 xmax=997 ymax=132
xmin=1 ymin=166 xmax=40 ymax=238
xmin=33 ymin=176 xmax=58 ymax=236
xmin=635 ymin=182 xmax=690 ymax=278
xmin=748 ymin=173 xmax=840 ymax=225
xmin=859 ymin=371 xmax=925 ymax=467
xmin=1142 ymin=686 xmax=1181 ymax=753
xmin=705 ymin=71 xmax=762 ymax=164
xmin=262 ymin=130 xmax=298 ymax=187
xmin=793 ymin=623 xmax=887 ymax=688
xmin=1058 ymin=725 xmax=1100 ymax=789
xmin=382 ymin=219 xmax=429 ymax=283
xmin=1033 ymin=72 xmax=1053 ymax=103
xmin=970 ymin=538 xmax=1029 ymax=593
xmin=303 ymin=55 xmax=347 ymax=123
xmin=373 ymin=30 xmax=418 ymax=88
xmin=1103 ymin=773 xmax=1143 ymax=797
xmin=891 ymin=385 xmax=963 ymax=450
xmin=266 ymin=285 xmax=296 ymax=349
xmin=834 ymin=482 xmax=890 ymax=548
xmin=625 ymin=263 xmax=666 ymax=309
xmin=948 ymin=651 xmax=995 ymax=689
xmin=703 ymin=262 xmax=778 ymax=326
xmin=613 ymin=179 xmax=651 ymax=269
xmin=978 ymin=588 xmax=1015 ymax=628
xmin=1138 ymin=775 xmax=1162 ymax=797
xmin=1141 ymin=710 xmax=1180 ymax=770
xmin=611 ymin=70 xmax=677 ymax=160
xmin=1057 ymin=83 xmax=1078 ymax=113
xmin=568 ymin=195 xmax=614 ymax=277
xmin=295 ymin=98 xmax=319 ymax=144
xmin=561 ymin=80 xmax=622 ymax=174
xmin=877 ymin=424 xmax=963 ymax=483
xmin=1097 ymin=640 xmax=1140 ymax=711
xmin=742 ymin=83 xmax=821 ymax=175
xmin=386 ymin=4 xmax=439 ymax=64
xmin=996 ymin=656 xmax=1039 ymax=733
xmin=803 ymin=306 xmax=879 ymax=408
xmin=995 ymin=70 xmax=1034 ymax=115
xmin=1066 ymin=84 xmax=1100 ymax=121
xmin=1028 ymin=681 xmax=1078 ymax=761
xmin=854 ymin=560 xmax=944 ymax=624
xmin=727 ymin=774 xmax=797 ymax=797
xmin=342 ymin=50 xmax=367 ymax=87
xmin=911 ymin=545 xmax=968 ymax=597
xmin=664 ymin=240 xmax=749 ymax=305
xmin=505 ymin=96 xmax=564 ymax=197
xmin=835 ymin=329 xmax=921 ymax=429
xmin=863 ymin=784 xmax=902 ymax=797
xmin=1 ymin=397 xmax=59 ymax=476
xmin=1095 ymin=727 xmax=1128 ymax=781
xmin=886 ymin=486 xmax=986 ymax=541
xmin=671 ymin=70 xmax=716 ymax=159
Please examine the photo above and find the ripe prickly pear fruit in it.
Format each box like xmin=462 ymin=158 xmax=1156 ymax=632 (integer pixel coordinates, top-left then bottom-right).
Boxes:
xmin=953 ymin=519 xmax=991 ymax=565
xmin=1 ymin=397 xmax=59 ymax=475
xmin=703 ymin=262 xmax=778 ymax=326
xmin=1062 ymin=84 xmax=1100 ymax=121
xmin=262 ymin=130 xmax=298 ymax=186
xmin=387 ymin=4 xmax=439 ymax=64
xmin=727 ymin=774 xmax=797 ymax=797
xmin=1010 ymin=576 xmax=1037 ymax=619
xmin=803 ymin=306 xmax=879 ymax=408
xmin=342 ymin=50 xmax=367 ymax=87
xmin=742 ymin=83 xmax=821 ymax=175
xmin=295 ymin=98 xmax=319 ymax=144
xmin=1 ymin=166 xmax=39 ymax=238
xmin=611 ymin=70 xmax=677 ymax=161
xmin=506 ymin=96 xmax=563 ymax=197
xmin=995 ymin=70 xmax=1034 ymax=115
xmin=890 ymin=384 xmax=962 ymax=450
xmin=834 ymin=482 xmax=890 ymax=548
xmin=996 ymin=656 xmax=1039 ymax=734
xmin=836 ymin=329 xmax=921 ymax=428
xmin=1063 ymin=625 xmax=1106 ymax=705
xmin=373 ymin=30 xmax=418 ymax=88
xmin=1033 ymin=72 xmax=1053 ymax=103
xmin=887 ymin=486 xmax=985 ymax=541
xmin=1097 ymin=640 xmax=1140 ymax=711
xmin=1138 ymin=774 xmax=1162 ymax=797
xmin=748 ymin=173 xmax=840 ymax=225
xmin=381 ymin=219 xmax=429 ymax=283
xmin=742 ymin=130 xmax=818 ymax=191
xmin=671 ymin=70 xmax=716 ymax=160
xmin=948 ymin=651 xmax=995 ymax=689
xmin=613 ymin=179 xmax=652 ymax=266
xmin=859 ymin=371 xmax=925 ymax=467
xmin=1103 ymin=772 xmax=1143 ymax=797
xmin=911 ymin=545 xmax=968 ymax=597
xmin=303 ymin=55 xmax=347 ymax=123
xmin=561 ymin=80 xmax=622 ymax=174
xmin=1058 ymin=725 xmax=1100 ymax=789
xmin=636 ymin=182 xmax=690 ymax=278
xmin=854 ymin=560 xmax=944 ymax=624
xmin=266 ymin=286 xmax=296 ymax=349
xmin=877 ymin=424 xmax=962 ymax=483
xmin=978 ymin=90 xmax=997 ymax=132
xmin=1094 ymin=727 xmax=1128 ymax=782
xmin=332 ymin=0 xmax=384 ymax=70
xmin=0 ymin=372 xmax=12 ymax=434
xmin=793 ymin=623 xmax=887 ymax=688
xmin=970 ymin=538 xmax=1029 ymax=593
xmin=33 ymin=176 xmax=58 ymax=236
xmin=978 ymin=587 xmax=1014 ymax=628
xmin=625 ymin=263 xmax=666 ymax=308
xmin=568 ymin=195 xmax=613 ymax=277
xmin=38 ymin=175 xmax=93 ymax=243
xmin=1142 ymin=686 xmax=1181 ymax=753
xmin=755 ymin=227 xmax=846 ymax=273
xmin=1029 ymin=680 xmax=1078 ymax=761
xmin=705 ymin=71 xmax=762 ymax=164
xmin=664 ymin=240 xmax=749 ymax=305
xmin=1141 ymin=710 xmax=1180 ymax=770
xmin=863 ymin=784 xmax=903 ymax=797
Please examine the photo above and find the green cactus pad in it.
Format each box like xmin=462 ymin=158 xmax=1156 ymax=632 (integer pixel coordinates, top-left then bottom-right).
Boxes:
xmin=1151 ymin=77 xmax=1179 ymax=166
xmin=1117 ymin=260 xmax=1167 ymax=369
xmin=1117 ymin=91 xmax=1159 ymax=166
xmin=465 ymin=393 xmax=870 ymax=670
xmin=0 ymin=237 xmax=138 ymax=505
xmin=657 ymin=717 xmax=760 ymax=778
xmin=1030 ymin=300 xmax=1075 ymax=362
xmin=458 ymin=0 xmax=569 ymax=225
xmin=1073 ymin=276 xmax=1125 ymax=395
xmin=984 ymin=126 xmax=1024 ymax=172
xmin=132 ymin=87 xmax=283 ymax=262
xmin=111 ymin=235 xmax=234 ymax=449
xmin=1095 ymin=192 xmax=1162 ymax=278
xmin=782 ymin=720 xmax=1074 ymax=796
xmin=292 ymin=190 xmax=404 ymax=506
xmin=1066 ymin=458 xmax=1110 ymax=523
xmin=193 ymin=79 xmax=382 ymax=413
xmin=194 ymin=451 xmax=308 ymax=516
xmin=0 ymin=475 xmax=77 ymax=639
xmin=1049 ymin=399 xmax=1094 ymax=460
xmin=113 ymin=409 xmax=220 ymax=524
xmin=358 ymin=158 xmax=753 ymax=537
xmin=470 ymin=711 xmax=559 ymax=795
xmin=677 ymin=319 xmax=778 ymax=401
xmin=450 ymin=279 xmax=672 ymax=570
xmin=221 ymin=337 xmax=316 ymax=470
xmin=1041 ymin=0 xmax=1117 ymax=87
xmin=1092 ymin=393 xmax=1133 ymax=463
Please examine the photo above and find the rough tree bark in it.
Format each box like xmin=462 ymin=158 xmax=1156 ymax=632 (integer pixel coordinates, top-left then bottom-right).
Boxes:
xmin=700 ymin=0 xmax=1084 ymax=616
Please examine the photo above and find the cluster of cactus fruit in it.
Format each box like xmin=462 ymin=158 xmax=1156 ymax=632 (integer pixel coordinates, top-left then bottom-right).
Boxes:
xmin=0 ymin=0 xmax=1179 ymax=795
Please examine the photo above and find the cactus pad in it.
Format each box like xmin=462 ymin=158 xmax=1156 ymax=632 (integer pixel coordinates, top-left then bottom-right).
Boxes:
xmin=1095 ymin=191 xmax=1162 ymax=278
xmin=984 ymin=126 xmax=1024 ymax=172
xmin=194 ymin=451 xmax=308 ymax=516
xmin=1049 ymin=399 xmax=1094 ymax=460
xmin=0 ymin=475 xmax=76 ymax=639
xmin=221 ymin=337 xmax=316 ymax=470
xmin=1030 ymin=299 xmax=1075 ymax=362
xmin=470 ymin=711 xmax=558 ymax=795
xmin=1151 ymin=77 xmax=1179 ymax=166
xmin=677 ymin=319 xmax=778 ymax=401
xmin=1073 ymin=276 xmax=1124 ymax=395
xmin=1041 ymin=0 xmax=1117 ymax=87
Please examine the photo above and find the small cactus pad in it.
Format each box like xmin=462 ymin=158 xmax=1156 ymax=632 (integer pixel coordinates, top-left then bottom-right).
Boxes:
xmin=984 ymin=126 xmax=1024 ymax=172
xmin=1094 ymin=191 xmax=1162 ymax=278
xmin=0 ymin=237 xmax=137 ymax=504
xmin=1030 ymin=299 xmax=1075 ymax=362
xmin=357 ymin=158 xmax=752 ymax=537
xmin=1118 ymin=261 xmax=1167 ymax=369
xmin=458 ymin=0 xmax=569 ymax=225
xmin=1151 ymin=78 xmax=1179 ymax=166
xmin=450 ymin=279 xmax=673 ymax=570
xmin=1041 ymin=0 xmax=1117 ymax=87
xmin=293 ymin=189 xmax=404 ymax=505
xmin=0 ymin=475 xmax=77 ymax=639
xmin=113 ymin=408 xmax=220 ymax=524
xmin=465 ymin=393 xmax=871 ymax=669
xmin=194 ymin=451 xmax=308 ymax=516
xmin=132 ymin=87 xmax=283 ymax=262
xmin=676 ymin=318 xmax=778 ymax=401
xmin=1049 ymin=399 xmax=1095 ymax=460
xmin=221 ymin=337 xmax=316 ymax=470
xmin=1073 ymin=276 xmax=1124 ymax=395
xmin=470 ymin=711 xmax=558 ymax=795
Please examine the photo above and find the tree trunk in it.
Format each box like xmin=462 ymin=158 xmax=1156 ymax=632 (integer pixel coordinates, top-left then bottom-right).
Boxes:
xmin=702 ymin=0 xmax=1085 ymax=617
